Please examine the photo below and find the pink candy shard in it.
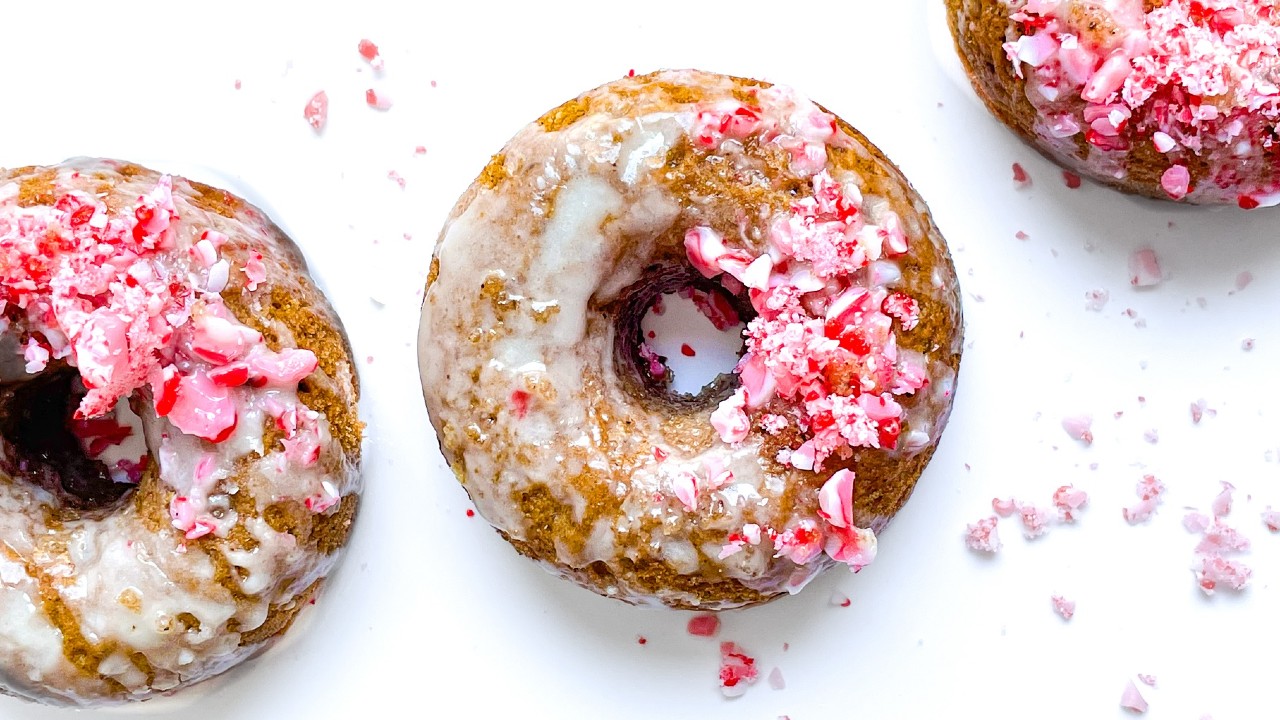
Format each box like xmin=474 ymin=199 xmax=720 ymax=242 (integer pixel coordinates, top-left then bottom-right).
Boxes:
xmin=304 ymin=91 xmax=329 ymax=132
xmin=1128 ymin=248 xmax=1163 ymax=287
xmin=1062 ymin=414 xmax=1094 ymax=445
xmin=965 ymin=517 xmax=1001 ymax=553
xmin=768 ymin=666 xmax=786 ymax=690
xmin=1123 ymin=475 xmax=1165 ymax=524
xmin=686 ymin=613 xmax=720 ymax=638
xmin=718 ymin=642 xmax=759 ymax=698
xmin=1160 ymin=165 xmax=1191 ymax=200
xmin=1050 ymin=594 xmax=1075 ymax=620
xmin=1120 ymin=680 xmax=1149 ymax=714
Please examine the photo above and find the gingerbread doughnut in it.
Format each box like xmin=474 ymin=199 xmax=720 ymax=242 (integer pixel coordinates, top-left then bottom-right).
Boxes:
xmin=419 ymin=70 xmax=962 ymax=609
xmin=948 ymin=0 xmax=1280 ymax=205
xmin=0 ymin=158 xmax=361 ymax=705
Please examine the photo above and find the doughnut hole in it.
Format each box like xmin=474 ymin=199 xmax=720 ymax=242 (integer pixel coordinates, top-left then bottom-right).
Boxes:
xmin=613 ymin=265 xmax=754 ymax=411
xmin=0 ymin=367 xmax=141 ymax=513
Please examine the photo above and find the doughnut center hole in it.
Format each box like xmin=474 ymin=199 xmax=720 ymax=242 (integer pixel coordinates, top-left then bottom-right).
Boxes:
xmin=640 ymin=289 xmax=746 ymax=396
xmin=0 ymin=368 xmax=143 ymax=512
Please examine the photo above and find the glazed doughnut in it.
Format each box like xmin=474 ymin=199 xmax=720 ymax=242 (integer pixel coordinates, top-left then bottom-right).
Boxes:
xmin=419 ymin=70 xmax=962 ymax=609
xmin=0 ymin=159 xmax=361 ymax=705
xmin=947 ymin=0 xmax=1280 ymax=206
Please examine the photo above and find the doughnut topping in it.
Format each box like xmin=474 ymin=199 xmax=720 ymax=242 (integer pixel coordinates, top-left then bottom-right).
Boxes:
xmin=1005 ymin=0 xmax=1280 ymax=203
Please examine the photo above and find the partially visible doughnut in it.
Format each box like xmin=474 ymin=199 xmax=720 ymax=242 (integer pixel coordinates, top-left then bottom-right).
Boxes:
xmin=419 ymin=70 xmax=962 ymax=609
xmin=947 ymin=0 xmax=1280 ymax=206
xmin=0 ymin=159 xmax=361 ymax=705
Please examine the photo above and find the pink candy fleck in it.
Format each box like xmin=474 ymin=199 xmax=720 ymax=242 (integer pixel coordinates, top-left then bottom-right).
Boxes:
xmin=687 ymin=614 xmax=720 ymax=638
xmin=1062 ymin=414 xmax=1094 ymax=445
xmin=1128 ymin=248 xmax=1163 ymax=287
xmin=965 ymin=517 xmax=1001 ymax=553
xmin=304 ymin=91 xmax=329 ymax=132
xmin=1050 ymin=594 xmax=1075 ymax=620
xmin=1120 ymin=680 xmax=1149 ymax=714
xmin=718 ymin=642 xmax=759 ymax=698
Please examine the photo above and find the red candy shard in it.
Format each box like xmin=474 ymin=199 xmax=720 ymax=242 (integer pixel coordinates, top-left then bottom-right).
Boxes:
xmin=304 ymin=91 xmax=329 ymax=132
xmin=686 ymin=613 xmax=720 ymax=638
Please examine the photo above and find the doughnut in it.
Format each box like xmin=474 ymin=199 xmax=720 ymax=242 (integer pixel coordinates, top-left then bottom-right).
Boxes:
xmin=0 ymin=158 xmax=361 ymax=705
xmin=419 ymin=70 xmax=962 ymax=609
xmin=947 ymin=0 xmax=1280 ymax=206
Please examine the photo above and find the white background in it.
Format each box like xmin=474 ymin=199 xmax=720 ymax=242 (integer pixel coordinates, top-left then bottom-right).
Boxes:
xmin=1 ymin=1 xmax=1277 ymax=718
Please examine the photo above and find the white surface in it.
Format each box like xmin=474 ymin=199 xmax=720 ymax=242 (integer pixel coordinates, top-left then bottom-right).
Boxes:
xmin=0 ymin=1 xmax=1277 ymax=718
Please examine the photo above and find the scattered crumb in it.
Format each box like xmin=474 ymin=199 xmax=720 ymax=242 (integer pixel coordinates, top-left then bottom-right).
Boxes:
xmin=358 ymin=38 xmax=384 ymax=70
xmin=1235 ymin=271 xmax=1253 ymax=292
xmin=1018 ymin=502 xmax=1051 ymax=539
xmin=1015 ymin=230 xmax=1030 ymax=240
xmin=768 ymin=667 xmax=786 ymax=690
xmin=829 ymin=591 xmax=851 ymax=607
xmin=992 ymin=497 xmax=1016 ymax=518
xmin=1263 ymin=509 xmax=1280 ymax=533
xmin=1012 ymin=162 xmax=1031 ymax=188
xmin=719 ymin=642 xmax=759 ymax=698
xmin=1138 ymin=674 xmax=1157 ymax=688
xmin=1052 ymin=485 xmax=1088 ymax=522
xmin=1242 ymin=338 xmax=1256 ymax=351
xmin=1063 ymin=170 xmax=1082 ymax=189
xmin=1128 ymin=248 xmax=1164 ymax=287
xmin=304 ymin=91 xmax=329 ymax=132
xmin=1123 ymin=474 xmax=1165 ymax=524
xmin=365 ymin=88 xmax=393 ymax=110
xmin=1050 ymin=594 xmax=1075 ymax=620
xmin=387 ymin=170 xmax=406 ymax=189
xmin=965 ymin=517 xmax=1001 ymax=553
xmin=1062 ymin=414 xmax=1094 ymax=445
xmin=1143 ymin=429 xmax=1159 ymax=444
xmin=1121 ymin=680 xmax=1149 ymax=714
xmin=637 ymin=635 xmax=648 ymax=645
xmin=687 ymin=614 xmax=720 ymax=638
xmin=1085 ymin=289 xmax=1109 ymax=311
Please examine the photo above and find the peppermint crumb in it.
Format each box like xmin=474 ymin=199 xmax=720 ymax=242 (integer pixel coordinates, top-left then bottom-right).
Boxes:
xmin=830 ymin=591 xmax=851 ymax=607
xmin=1120 ymin=680 xmax=1149 ymax=714
xmin=1015 ymin=230 xmax=1030 ymax=240
xmin=1138 ymin=674 xmax=1157 ymax=688
xmin=1062 ymin=414 xmax=1094 ymax=445
xmin=1235 ymin=271 xmax=1253 ymax=292
xmin=637 ymin=635 xmax=647 ymax=645
xmin=1085 ymin=289 xmax=1109 ymax=311
xmin=965 ymin=517 xmax=1001 ymax=553
xmin=303 ymin=91 xmax=329 ymax=132
xmin=1128 ymin=248 xmax=1163 ymax=287
xmin=1123 ymin=475 xmax=1165 ymax=524
xmin=687 ymin=614 xmax=720 ymax=638
xmin=1012 ymin=162 xmax=1031 ymax=188
xmin=387 ymin=171 xmax=406 ymax=189
xmin=719 ymin=642 xmax=759 ymax=698
xmin=1050 ymin=594 xmax=1075 ymax=620
xmin=1063 ymin=170 xmax=1082 ymax=188
xmin=1242 ymin=338 xmax=1255 ymax=351
xmin=768 ymin=666 xmax=786 ymax=690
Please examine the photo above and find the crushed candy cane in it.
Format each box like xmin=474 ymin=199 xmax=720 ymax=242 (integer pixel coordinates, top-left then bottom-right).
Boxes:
xmin=687 ymin=614 xmax=720 ymax=638
xmin=1006 ymin=0 xmax=1280 ymax=204
xmin=303 ymin=91 xmax=329 ymax=132
xmin=0 ymin=170 xmax=330 ymax=527
xmin=718 ymin=642 xmax=759 ymax=698
xmin=1050 ymin=594 xmax=1076 ymax=620
xmin=1062 ymin=414 xmax=1094 ymax=444
xmin=966 ymin=516 xmax=1002 ymax=553
xmin=1120 ymin=680 xmax=1149 ymax=714
xmin=1128 ymin=249 xmax=1163 ymax=287
xmin=680 ymin=94 xmax=933 ymax=573
xmin=1123 ymin=474 xmax=1166 ymax=524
